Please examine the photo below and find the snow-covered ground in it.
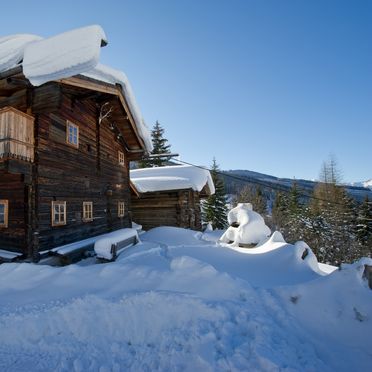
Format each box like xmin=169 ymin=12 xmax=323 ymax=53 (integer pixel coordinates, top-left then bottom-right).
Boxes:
xmin=0 ymin=227 xmax=371 ymax=371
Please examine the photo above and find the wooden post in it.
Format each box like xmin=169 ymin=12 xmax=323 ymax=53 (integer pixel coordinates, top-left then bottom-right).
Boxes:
xmin=363 ymin=265 xmax=372 ymax=290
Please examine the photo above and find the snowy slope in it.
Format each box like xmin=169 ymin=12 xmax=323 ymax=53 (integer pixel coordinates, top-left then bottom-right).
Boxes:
xmin=0 ymin=227 xmax=371 ymax=371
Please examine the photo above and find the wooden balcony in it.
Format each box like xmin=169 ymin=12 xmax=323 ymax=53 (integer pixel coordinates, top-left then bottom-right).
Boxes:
xmin=0 ymin=107 xmax=34 ymax=163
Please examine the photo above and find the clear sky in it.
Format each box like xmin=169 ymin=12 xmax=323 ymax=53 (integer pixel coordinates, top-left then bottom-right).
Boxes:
xmin=2 ymin=0 xmax=371 ymax=182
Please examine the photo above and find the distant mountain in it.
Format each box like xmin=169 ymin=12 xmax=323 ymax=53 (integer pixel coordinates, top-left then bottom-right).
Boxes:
xmin=222 ymin=169 xmax=372 ymax=202
xmin=346 ymin=179 xmax=372 ymax=190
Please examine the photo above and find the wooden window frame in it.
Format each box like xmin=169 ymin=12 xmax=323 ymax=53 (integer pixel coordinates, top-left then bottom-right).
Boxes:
xmin=83 ymin=201 xmax=93 ymax=222
xmin=66 ymin=120 xmax=79 ymax=148
xmin=51 ymin=201 xmax=67 ymax=227
xmin=0 ymin=200 xmax=9 ymax=228
xmin=118 ymin=201 xmax=125 ymax=217
xmin=118 ymin=150 xmax=125 ymax=166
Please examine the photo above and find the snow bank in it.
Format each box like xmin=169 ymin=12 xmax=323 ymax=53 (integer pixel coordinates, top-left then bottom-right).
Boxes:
xmin=23 ymin=25 xmax=106 ymax=86
xmin=94 ymin=228 xmax=139 ymax=260
xmin=0 ymin=227 xmax=371 ymax=371
xmin=0 ymin=34 xmax=42 ymax=72
xmin=220 ymin=203 xmax=271 ymax=245
xmin=130 ymin=165 xmax=215 ymax=194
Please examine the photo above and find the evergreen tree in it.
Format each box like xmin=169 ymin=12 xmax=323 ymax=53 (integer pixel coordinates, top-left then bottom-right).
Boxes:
xmin=308 ymin=158 xmax=359 ymax=265
xmin=202 ymin=158 xmax=228 ymax=229
xmin=284 ymin=181 xmax=306 ymax=243
xmin=271 ymin=191 xmax=289 ymax=231
xmin=139 ymin=121 xmax=171 ymax=168
xmin=356 ymin=196 xmax=372 ymax=257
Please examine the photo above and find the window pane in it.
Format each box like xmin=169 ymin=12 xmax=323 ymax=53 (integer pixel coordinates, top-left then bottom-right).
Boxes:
xmin=0 ymin=205 xmax=4 ymax=214
xmin=0 ymin=214 xmax=4 ymax=224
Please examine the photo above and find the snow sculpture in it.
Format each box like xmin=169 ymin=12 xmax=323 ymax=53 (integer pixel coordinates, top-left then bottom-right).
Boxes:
xmin=220 ymin=203 xmax=271 ymax=246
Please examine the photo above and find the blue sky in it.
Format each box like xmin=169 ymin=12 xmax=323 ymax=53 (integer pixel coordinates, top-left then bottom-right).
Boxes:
xmin=2 ymin=0 xmax=371 ymax=182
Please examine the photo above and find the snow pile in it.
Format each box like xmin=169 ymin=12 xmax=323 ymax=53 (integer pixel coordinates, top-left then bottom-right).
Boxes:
xmin=94 ymin=228 xmax=139 ymax=260
xmin=220 ymin=203 xmax=271 ymax=246
xmin=130 ymin=165 xmax=215 ymax=194
xmin=0 ymin=226 xmax=371 ymax=371
xmin=0 ymin=26 xmax=152 ymax=152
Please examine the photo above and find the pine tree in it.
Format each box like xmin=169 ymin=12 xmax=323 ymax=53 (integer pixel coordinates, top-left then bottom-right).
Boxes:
xmin=356 ymin=196 xmax=372 ymax=257
xmin=139 ymin=121 xmax=171 ymax=168
xmin=309 ymin=158 xmax=359 ymax=265
xmin=271 ymin=191 xmax=289 ymax=231
xmin=284 ymin=181 xmax=306 ymax=243
xmin=202 ymin=158 xmax=228 ymax=229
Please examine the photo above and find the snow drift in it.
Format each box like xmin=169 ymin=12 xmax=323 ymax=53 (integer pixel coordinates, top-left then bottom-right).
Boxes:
xmin=0 ymin=228 xmax=370 ymax=371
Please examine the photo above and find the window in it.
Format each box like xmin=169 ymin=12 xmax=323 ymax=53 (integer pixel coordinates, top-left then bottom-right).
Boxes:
xmin=66 ymin=121 xmax=79 ymax=147
xmin=0 ymin=200 xmax=8 ymax=228
xmin=52 ymin=201 xmax=66 ymax=226
xmin=118 ymin=201 xmax=125 ymax=217
xmin=118 ymin=151 xmax=125 ymax=166
xmin=83 ymin=202 xmax=93 ymax=222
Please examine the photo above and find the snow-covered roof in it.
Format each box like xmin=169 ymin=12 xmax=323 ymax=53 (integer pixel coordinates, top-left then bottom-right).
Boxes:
xmin=130 ymin=165 xmax=215 ymax=195
xmin=0 ymin=25 xmax=152 ymax=151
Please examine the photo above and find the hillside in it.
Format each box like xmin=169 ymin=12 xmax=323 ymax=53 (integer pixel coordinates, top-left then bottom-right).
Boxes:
xmin=222 ymin=169 xmax=372 ymax=202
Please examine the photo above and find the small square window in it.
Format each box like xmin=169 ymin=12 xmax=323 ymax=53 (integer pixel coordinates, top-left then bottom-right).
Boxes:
xmin=0 ymin=200 xmax=8 ymax=228
xmin=83 ymin=202 xmax=93 ymax=222
xmin=52 ymin=201 xmax=67 ymax=226
xmin=66 ymin=121 xmax=79 ymax=148
xmin=118 ymin=201 xmax=125 ymax=217
xmin=118 ymin=151 xmax=125 ymax=166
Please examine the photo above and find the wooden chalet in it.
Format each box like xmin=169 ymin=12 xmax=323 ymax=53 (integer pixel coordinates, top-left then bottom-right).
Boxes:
xmin=130 ymin=165 xmax=215 ymax=231
xmin=0 ymin=29 xmax=150 ymax=260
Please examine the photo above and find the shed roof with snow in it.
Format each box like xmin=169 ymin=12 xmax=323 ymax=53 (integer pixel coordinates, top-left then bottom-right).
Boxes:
xmin=130 ymin=165 xmax=215 ymax=196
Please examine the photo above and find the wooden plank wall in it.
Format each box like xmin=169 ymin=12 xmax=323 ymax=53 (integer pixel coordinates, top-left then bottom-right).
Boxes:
xmin=131 ymin=189 xmax=202 ymax=231
xmin=35 ymin=94 xmax=132 ymax=251
xmin=0 ymin=108 xmax=34 ymax=161
xmin=0 ymin=170 xmax=26 ymax=252
xmin=0 ymin=80 xmax=134 ymax=253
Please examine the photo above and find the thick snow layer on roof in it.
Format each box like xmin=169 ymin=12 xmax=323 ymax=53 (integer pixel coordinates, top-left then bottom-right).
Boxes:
xmin=0 ymin=34 xmax=42 ymax=72
xmin=0 ymin=26 xmax=152 ymax=152
xmin=22 ymin=25 xmax=106 ymax=86
xmin=130 ymin=165 xmax=215 ymax=194
xmin=83 ymin=63 xmax=152 ymax=151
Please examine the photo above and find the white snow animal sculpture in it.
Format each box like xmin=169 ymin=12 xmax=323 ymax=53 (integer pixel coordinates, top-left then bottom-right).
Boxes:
xmin=220 ymin=203 xmax=271 ymax=246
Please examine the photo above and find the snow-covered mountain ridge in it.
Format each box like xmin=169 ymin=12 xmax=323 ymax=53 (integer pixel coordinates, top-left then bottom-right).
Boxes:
xmin=223 ymin=169 xmax=372 ymax=201
xmin=346 ymin=179 xmax=372 ymax=189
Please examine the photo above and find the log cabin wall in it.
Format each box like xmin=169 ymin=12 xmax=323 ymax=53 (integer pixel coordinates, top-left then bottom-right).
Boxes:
xmin=35 ymin=93 xmax=131 ymax=251
xmin=131 ymin=189 xmax=202 ymax=231
xmin=0 ymin=76 xmax=139 ymax=254
xmin=0 ymin=171 xmax=26 ymax=252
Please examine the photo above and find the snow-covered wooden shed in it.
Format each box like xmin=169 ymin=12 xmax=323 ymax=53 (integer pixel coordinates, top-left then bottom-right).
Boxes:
xmin=0 ymin=26 xmax=151 ymax=260
xmin=130 ymin=165 xmax=215 ymax=231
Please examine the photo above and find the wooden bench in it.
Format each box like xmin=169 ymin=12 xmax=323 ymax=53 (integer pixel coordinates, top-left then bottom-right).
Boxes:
xmin=109 ymin=235 xmax=138 ymax=261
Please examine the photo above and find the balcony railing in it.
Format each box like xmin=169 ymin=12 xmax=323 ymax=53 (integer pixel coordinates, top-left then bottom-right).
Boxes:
xmin=0 ymin=107 xmax=34 ymax=162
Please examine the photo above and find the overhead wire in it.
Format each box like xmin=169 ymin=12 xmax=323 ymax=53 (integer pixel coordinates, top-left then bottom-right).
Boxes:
xmin=171 ymin=158 xmax=368 ymax=208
